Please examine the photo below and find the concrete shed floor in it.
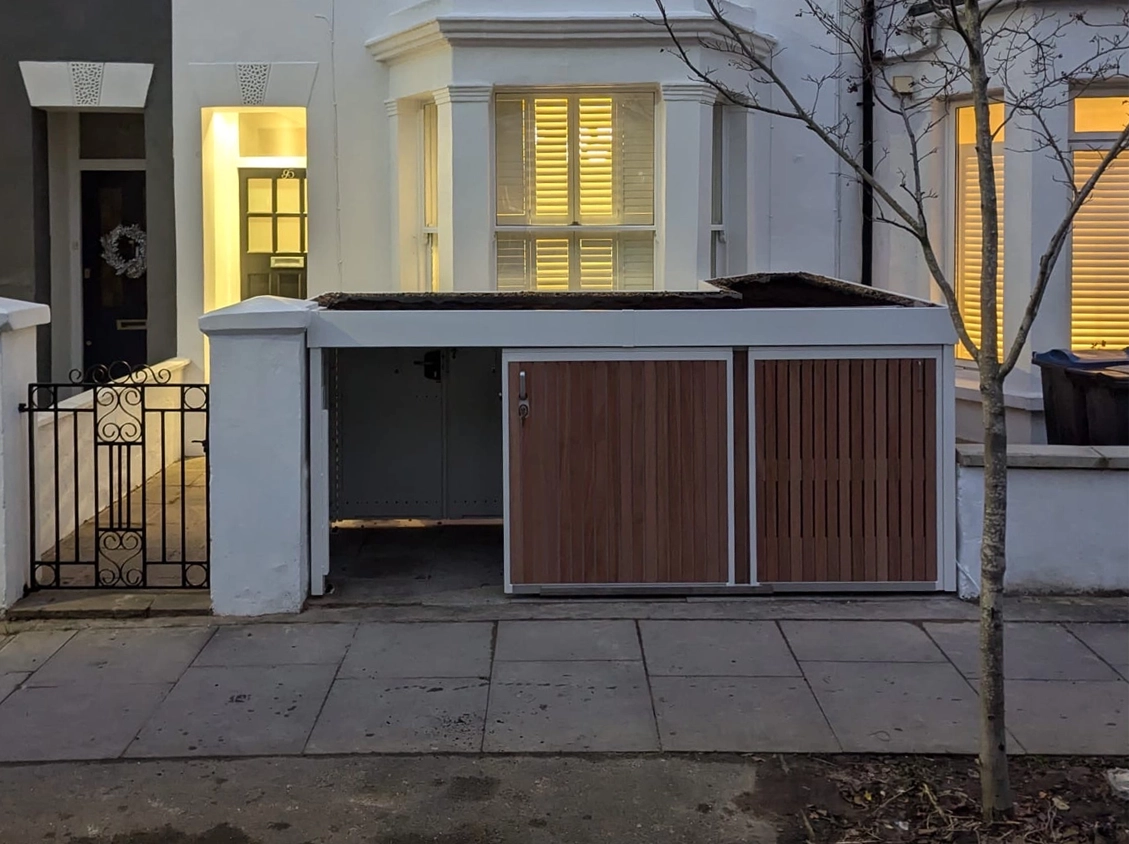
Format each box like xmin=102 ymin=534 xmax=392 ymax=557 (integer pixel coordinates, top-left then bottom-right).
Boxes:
xmin=323 ymin=525 xmax=505 ymax=606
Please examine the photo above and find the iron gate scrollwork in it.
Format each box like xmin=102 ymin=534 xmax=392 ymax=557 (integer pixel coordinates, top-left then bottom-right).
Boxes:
xmin=22 ymin=363 xmax=210 ymax=589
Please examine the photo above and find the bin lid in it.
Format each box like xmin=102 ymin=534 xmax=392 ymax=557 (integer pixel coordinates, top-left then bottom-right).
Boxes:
xmin=1032 ymin=348 xmax=1129 ymax=369
xmin=1064 ymin=364 xmax=1129 ymax=386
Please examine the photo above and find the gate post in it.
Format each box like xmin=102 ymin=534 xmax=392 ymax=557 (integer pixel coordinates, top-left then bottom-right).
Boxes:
xmin=200 ymin=297 xmax=316 ymax=615
xmin=0 ymin=299 xmax=51 ymax=609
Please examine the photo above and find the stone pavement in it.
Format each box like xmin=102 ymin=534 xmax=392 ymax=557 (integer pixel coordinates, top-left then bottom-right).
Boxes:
xmin=0 ymin=607 xmax=1125 ymax=761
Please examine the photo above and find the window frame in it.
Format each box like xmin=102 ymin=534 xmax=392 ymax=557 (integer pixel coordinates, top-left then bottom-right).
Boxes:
xmin=491 ymin=85 xmax=659 ymax=291
xmin=419 ymin=99 xmax=439 ymax=292
xmin=1066 ymin=89 xmax=1129 ymax=350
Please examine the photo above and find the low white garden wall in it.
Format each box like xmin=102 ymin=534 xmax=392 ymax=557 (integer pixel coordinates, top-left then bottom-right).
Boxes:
xmin=32 ymin=359 xmax=193 ymax=558
xmin=956 ymin=444 xmax=1129 ymax=598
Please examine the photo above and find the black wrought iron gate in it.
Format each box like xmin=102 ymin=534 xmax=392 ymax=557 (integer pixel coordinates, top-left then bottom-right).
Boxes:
xmin=21 ymin=364 xmax=210 ymax=589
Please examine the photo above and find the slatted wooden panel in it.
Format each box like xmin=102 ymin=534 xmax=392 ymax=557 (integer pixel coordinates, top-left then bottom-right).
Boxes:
xmin=509 ymin=359 xmax=729 ymax=585
xmin=733 ymin=350 xmax=750 ymax=583
xmin=754 ymin=358 xmax=937 ymax=583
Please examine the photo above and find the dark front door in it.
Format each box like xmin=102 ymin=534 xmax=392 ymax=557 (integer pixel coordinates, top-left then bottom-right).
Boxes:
xmin=240 ymin=168 xmax=308 ymax=300
xmin=81 ymin=170 xmax=148 ymax=374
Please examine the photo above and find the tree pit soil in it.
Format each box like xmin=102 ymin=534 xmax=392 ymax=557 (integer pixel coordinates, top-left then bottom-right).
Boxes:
xmin=748 ymin=755 xmax=1129 ymax=844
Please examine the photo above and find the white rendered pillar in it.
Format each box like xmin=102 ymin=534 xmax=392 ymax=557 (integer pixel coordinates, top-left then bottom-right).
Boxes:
xmin=660 ymin=82 xmax=716 ymax=290
xmin=387 ymin=98 xmax=423 ymax=292
xmin=434 ymin=84 xmax=493 ymax=291
xmin=199 ymin=296 xmax=315 ymax=615
xmin=0 ymin=299 xmax=51 ymax=608
xmin=1003 ymin=94 xmax=1072 ymax=398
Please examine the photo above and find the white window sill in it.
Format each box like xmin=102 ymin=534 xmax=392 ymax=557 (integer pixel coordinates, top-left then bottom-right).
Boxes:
xmin=954 ymin=366 xmax=1044 ymax=412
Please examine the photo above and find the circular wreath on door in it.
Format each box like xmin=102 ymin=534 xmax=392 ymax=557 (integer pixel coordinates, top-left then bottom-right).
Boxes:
xmin=100 ymin=224 xmax=147 ymax=279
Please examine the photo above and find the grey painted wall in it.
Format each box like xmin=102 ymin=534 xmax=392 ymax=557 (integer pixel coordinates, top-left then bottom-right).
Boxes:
xmin=0 ymin=0 xmax=175 ymax=377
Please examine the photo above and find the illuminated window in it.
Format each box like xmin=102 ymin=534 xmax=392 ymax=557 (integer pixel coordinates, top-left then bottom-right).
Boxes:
xmin=494 ymin=91 xmax=655 ymax=291
xmin=200 ymin=107 xmax=308 ymax=312
xmin=954 ymin=103 xmax=1006 ymax=360
xmin=421 ymin=101 xmax=439 ymax=292
xmin=1070 ymin=94 xmax=1129 ymax=349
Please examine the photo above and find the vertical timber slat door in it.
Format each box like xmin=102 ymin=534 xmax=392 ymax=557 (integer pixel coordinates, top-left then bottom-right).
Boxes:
xmin=509 ymin=358 xmax=729 ymax=586
xmin=754 ymin=358 xmax=938 ymax=584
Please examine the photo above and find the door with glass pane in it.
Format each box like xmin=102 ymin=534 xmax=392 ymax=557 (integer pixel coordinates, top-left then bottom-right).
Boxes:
xmin=240 ymin=168 xmax=308 ymax=300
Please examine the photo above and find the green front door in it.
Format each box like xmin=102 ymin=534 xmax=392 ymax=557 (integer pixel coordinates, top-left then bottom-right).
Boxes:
xmin=240 ymin=168 xmax=308 ymax=300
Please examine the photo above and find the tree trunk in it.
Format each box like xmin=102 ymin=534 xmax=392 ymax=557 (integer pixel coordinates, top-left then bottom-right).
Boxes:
xmin=978 ymin=370 xmax=1012 ymax=819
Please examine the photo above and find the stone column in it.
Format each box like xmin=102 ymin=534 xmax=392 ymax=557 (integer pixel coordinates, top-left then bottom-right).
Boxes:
xmin=0 ymin=299 xmax=51 ymax=608
xmin=434 ymin=84 xmax=493 ymax=291
xmin=659 ymin=82 xmax=716 ymax=290
xmin=199 ymin=296 xmax=316 ymax=615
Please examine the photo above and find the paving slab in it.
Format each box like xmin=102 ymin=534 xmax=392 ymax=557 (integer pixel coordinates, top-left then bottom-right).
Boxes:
xmin=780 ymin=621 xmax=945 ymax=662
xmin=27 ymin=626 xmax=213 ymax=686
xmin=306 ymin=677 xmax=489 ymax=753
xmin=803 ymin=661 xmax=982 ymax=753
xmin=0 ymin=630 xmax=75 ymax=672
xmin=1068 ymin=623 xmax=1129 ymax=678
xmin=495 ymin=620 xmax=640 ymax=662
xmin=1003 ymin=679 xmax=1129 ymax=755
xmin=484 ymin=660 xmax=658 ymax=752
xmin=194 ymin=623 xmax=356 ymax=666
xmin=0 ymin=672 xmax=28 ymax=705
xmin=0 ymin=682 xmax=171 ymax=761
xmin=340 ymin=622 xmax=493 ymax=679
xmin=128 ymin=664 xmax=336 ymax=757
xmin=925 ymin=622 xmax=1121 ymax=681
xmin=640 ymin=620 xmax=800 ymax=676
xmin=651 ymin=676 xmax=838 ymax=752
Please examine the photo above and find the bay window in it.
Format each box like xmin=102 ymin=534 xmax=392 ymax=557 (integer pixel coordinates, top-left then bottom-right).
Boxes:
xmin=494 ymin=90 xmax=655 ymax=291
xmin=954 ymin=103 xmax=1005 ymax=359
xmin=1069 ymin=95 xmax=1129 ymax=350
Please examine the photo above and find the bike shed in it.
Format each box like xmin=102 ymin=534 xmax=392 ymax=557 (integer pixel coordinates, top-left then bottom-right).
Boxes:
xmin=292 ymin=273 xmax=958 ymax=601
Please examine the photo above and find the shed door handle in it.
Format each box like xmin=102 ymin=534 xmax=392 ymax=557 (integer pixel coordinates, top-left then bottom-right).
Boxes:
xmin=517 ymin=370 xmax=530 ymax=423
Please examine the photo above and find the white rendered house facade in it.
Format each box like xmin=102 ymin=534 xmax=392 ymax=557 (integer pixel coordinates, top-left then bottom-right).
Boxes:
xmin=171 ymin=0 xmax=1127 ymax=440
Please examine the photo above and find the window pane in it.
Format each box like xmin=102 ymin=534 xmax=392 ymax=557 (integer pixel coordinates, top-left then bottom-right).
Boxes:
xmin=956 ymin=102 xmax=1005 ymax=144
xmin=246 ymin=178 xmax=273 ymax=213
xmin=618 ymin=94 xmax=655 ymax=225
xmin=955 ymin=106 xmax=1005 ymax=360
xmin=534 ymin=238 xmax=571 ymax=290
xmin=277 ymin=217 xmax=302 ymax=253
xmin=495 ymin=233 xmax=654 ymax=291
xmin=495 ymin=97 xmax=527 ymax=223
xmin=247 ymin=216 xmax=273 ymax=253
xmin=1071 ymin=151 xmax=1129 ymax=349
xmin=1074 ymin=96 xmax=1129 ymax=134
xmin=276 ymin=178 xmax=301 ymax=213
xmin=578 ymin=98 xmax=614 ymax=222
xmin=533 ymin=98 xmax=571 ymax=222
xmin=496 ymin=237 xmax=530 ymax=291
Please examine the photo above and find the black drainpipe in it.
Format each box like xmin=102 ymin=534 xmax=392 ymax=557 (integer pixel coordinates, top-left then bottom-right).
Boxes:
xmin=860 ymin=0 xmax=876 ymax=286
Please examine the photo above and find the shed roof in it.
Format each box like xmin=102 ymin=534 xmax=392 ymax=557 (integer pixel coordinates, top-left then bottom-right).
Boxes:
xmin=316 ymin=273 xmax=933 ymax=311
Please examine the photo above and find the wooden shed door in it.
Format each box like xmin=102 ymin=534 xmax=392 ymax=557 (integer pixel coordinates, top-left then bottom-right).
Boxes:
xmin=754 ymin=358 xmax=938 ymax=583
xmin=508 ymin=359 xmax=730 ymax=586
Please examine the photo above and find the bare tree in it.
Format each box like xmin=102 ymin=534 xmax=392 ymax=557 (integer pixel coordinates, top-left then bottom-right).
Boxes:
xmin=656 ymin=0 xmax=1129 ymax=819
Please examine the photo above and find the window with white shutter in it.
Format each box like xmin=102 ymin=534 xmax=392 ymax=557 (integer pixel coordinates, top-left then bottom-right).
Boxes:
xmin=494 ymin=90 xmax=655 ymax=291
xmin=1069 ymin=95 xmax=1129 ymax=350
xmin=954 ymin=103 xmax=1005 ymax=360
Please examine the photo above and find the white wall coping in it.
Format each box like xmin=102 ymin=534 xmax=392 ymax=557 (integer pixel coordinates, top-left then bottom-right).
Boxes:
xmin=199 ymin=297 xmax=318 ymax=336
xmin=366 ymin=10 xmax=774 ymax=62
xmin=31 ymin=358 xmax=193 ymax=429
xmin=0 ymin=299 xmax=51 ymax=333
xmin=956 ymin=443 xmax=1129 ymax=470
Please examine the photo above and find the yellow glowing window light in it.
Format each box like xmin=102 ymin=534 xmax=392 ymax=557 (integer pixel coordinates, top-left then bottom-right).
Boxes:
xmin=955 ymin=103 xmax=1006 ymax=359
